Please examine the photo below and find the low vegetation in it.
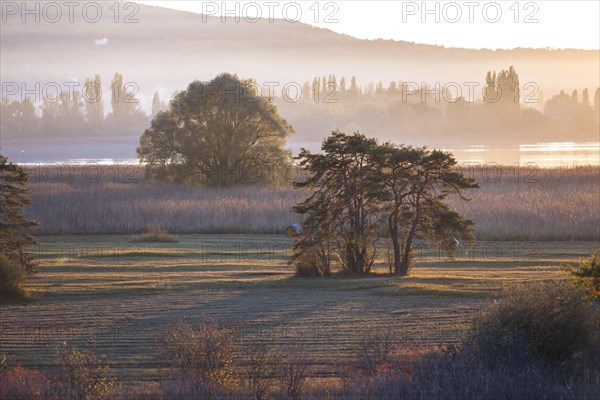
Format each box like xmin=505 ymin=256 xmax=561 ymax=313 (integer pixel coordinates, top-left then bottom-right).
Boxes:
xmin=474 ymin=280 xmax=599 ymax=366
xmin=25 ymin=165 xmax=599 ymax=241
xmin=131 ymin=227 xmax=179 ymax=243
xmin=0 ymin=364 xmax=53 ymax=400
xmin=563 ymin=250 xmax=600 ymax=298
xmin=2 ymin=277 xmax=598 ymax=399
xmin=0 ymin=254 xmax=30 ymax=303
xmin=1 ymin=236 xmax=597 ymax=393
xmin=54 ymin=343 xmax=116 ymax=400
xmin=0 ymin=343 xmax=116 ymax=400
xmin=161 ymin=320 xmax=239 ymax=399
xmin=1 ymin=155 xmax=37 ymax=303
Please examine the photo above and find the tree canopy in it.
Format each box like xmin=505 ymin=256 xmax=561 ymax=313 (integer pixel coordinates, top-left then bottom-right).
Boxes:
xmin=137 ymin=73 xmax=294 ymax=186
xmin=292 ymin=131 xmax=478 ymax=276
xmin=293 ymin=132 xmax=380 ymax=274
xmin=0 ymin=155 xmax=37 ymax=300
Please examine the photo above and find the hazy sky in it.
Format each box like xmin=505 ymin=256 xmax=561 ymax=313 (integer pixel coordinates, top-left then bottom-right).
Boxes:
xmin=138 ymin=1 xmax=599 ymax=50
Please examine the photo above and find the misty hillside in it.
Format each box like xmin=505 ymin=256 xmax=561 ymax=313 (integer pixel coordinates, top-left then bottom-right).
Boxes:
xmin=2 ymin=2 xmax=599 ymax=162
xmin=2 ymin=2 xmax=598 ymax=96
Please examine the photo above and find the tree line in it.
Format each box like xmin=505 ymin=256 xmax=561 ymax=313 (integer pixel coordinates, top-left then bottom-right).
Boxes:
xmin=1 ymin=72 xmax=148 ymax=140
xmin=276 ymin=67 xmax=600 ymax=145
xmin=3 ymin=66 xmax=598 ymax=145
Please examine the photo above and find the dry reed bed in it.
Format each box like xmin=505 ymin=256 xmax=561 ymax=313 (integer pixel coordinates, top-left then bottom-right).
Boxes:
xmin=25 ymin=165 xmax=600 ymax=240
xmin=451 ymin=166 xmax=600 ymax=240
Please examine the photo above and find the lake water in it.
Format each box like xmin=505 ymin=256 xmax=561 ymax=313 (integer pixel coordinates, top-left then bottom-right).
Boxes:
xmin=4 ymin=141 xmax=599 ymax=168
xmin=442 ymin=142 xmax=600 ymax=168
xmin=289 ymin=141 xmax=600 ymax=168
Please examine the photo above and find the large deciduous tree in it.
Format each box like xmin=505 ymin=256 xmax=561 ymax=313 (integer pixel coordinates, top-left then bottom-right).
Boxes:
xmin=137 ymin=74 xmax=294 ymax=187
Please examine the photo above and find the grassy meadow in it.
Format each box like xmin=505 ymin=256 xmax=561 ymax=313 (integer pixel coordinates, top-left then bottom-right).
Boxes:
xmin=2 ymin=163 xmax=598 ymax=396
xmin=1 ymin=234 xmax=597 ymax=386
xmin=25 ymin=164 xmax=600 ymax=240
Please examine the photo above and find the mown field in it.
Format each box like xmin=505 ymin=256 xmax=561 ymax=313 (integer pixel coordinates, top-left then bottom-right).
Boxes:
xmin=1 ymin=234 xmax=597 ymax=387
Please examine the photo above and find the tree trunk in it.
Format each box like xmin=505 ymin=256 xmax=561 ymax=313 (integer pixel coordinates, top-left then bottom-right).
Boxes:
xmin=389 ymin=213 xmax=402 ymax=275
xmin=400 ymin=210 xmax=420 ymax=276
xmin=399 ymin=223 xmax=416 ymax=276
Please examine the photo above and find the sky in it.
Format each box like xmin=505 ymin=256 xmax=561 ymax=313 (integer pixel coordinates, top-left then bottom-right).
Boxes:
xmin=137 ymin=0 xmax=600 ymax=50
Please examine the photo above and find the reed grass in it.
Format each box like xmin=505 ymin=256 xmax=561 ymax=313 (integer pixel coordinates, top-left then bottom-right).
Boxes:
xmin=25 ymin=165 xmax=599 ymax=240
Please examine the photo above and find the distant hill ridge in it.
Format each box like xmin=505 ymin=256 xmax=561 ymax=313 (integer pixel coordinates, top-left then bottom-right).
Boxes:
xmin=1 ymin=2 xmax=597 ymax=97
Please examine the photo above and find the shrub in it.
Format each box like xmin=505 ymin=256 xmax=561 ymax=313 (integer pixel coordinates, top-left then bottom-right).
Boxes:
xmin=0 ymin=365 xmax=54 ymax=400
xmin=292 ymin=250 xmax=324 ymax=277
xmin=474 ymin=280 xmax=599 ymax=366
xmin=408 ymin=346 xmax=574 ymax=400
xmin=563 ymin=251 xmax=600 ymax=299
xmin=0 ymin=253 xmax=29 ymax=302
xmin=132 ymin=227 xmax=179 ymax=243
xmin=339 ymin=341 xmax=600 ymax=400
xmin=279 ymin=350 xmax=308 ymax=400
xmin=55 ymin=343 xmax=116 ymax=400
xmin=338 ymin=279 xmax=600 ymax=399
xmin=291 ymin=235 xmax=332 ymax=277
xmin=341 ymin=330 xmax=413 ymax=399
xmin=356 ymin=329 xmax=395 ymax=372
xmin=162 ymin=320 xmax=239 ymax=399
xmin=245 ymin=341 xmax=281 ymax=400
xmin=114 ymin=382 xmax=162 ymax=400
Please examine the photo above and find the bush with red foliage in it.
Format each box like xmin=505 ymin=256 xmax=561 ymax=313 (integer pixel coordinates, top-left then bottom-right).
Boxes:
xmin=0 ymin=365 xmax=55 ymax=400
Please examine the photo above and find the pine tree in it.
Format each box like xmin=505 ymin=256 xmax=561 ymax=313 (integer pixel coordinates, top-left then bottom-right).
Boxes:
xmin=0 ymin=155 xmax=37 ymax=275
xmin=293 ymin=131 xmax=379 ymax=274
xmin=293 ymin=133 xmax=477 ymax=276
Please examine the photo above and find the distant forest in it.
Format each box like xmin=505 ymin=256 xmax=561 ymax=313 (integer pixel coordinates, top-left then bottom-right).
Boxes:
xmin=2 ymin=67 xmax=599 ymax=147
